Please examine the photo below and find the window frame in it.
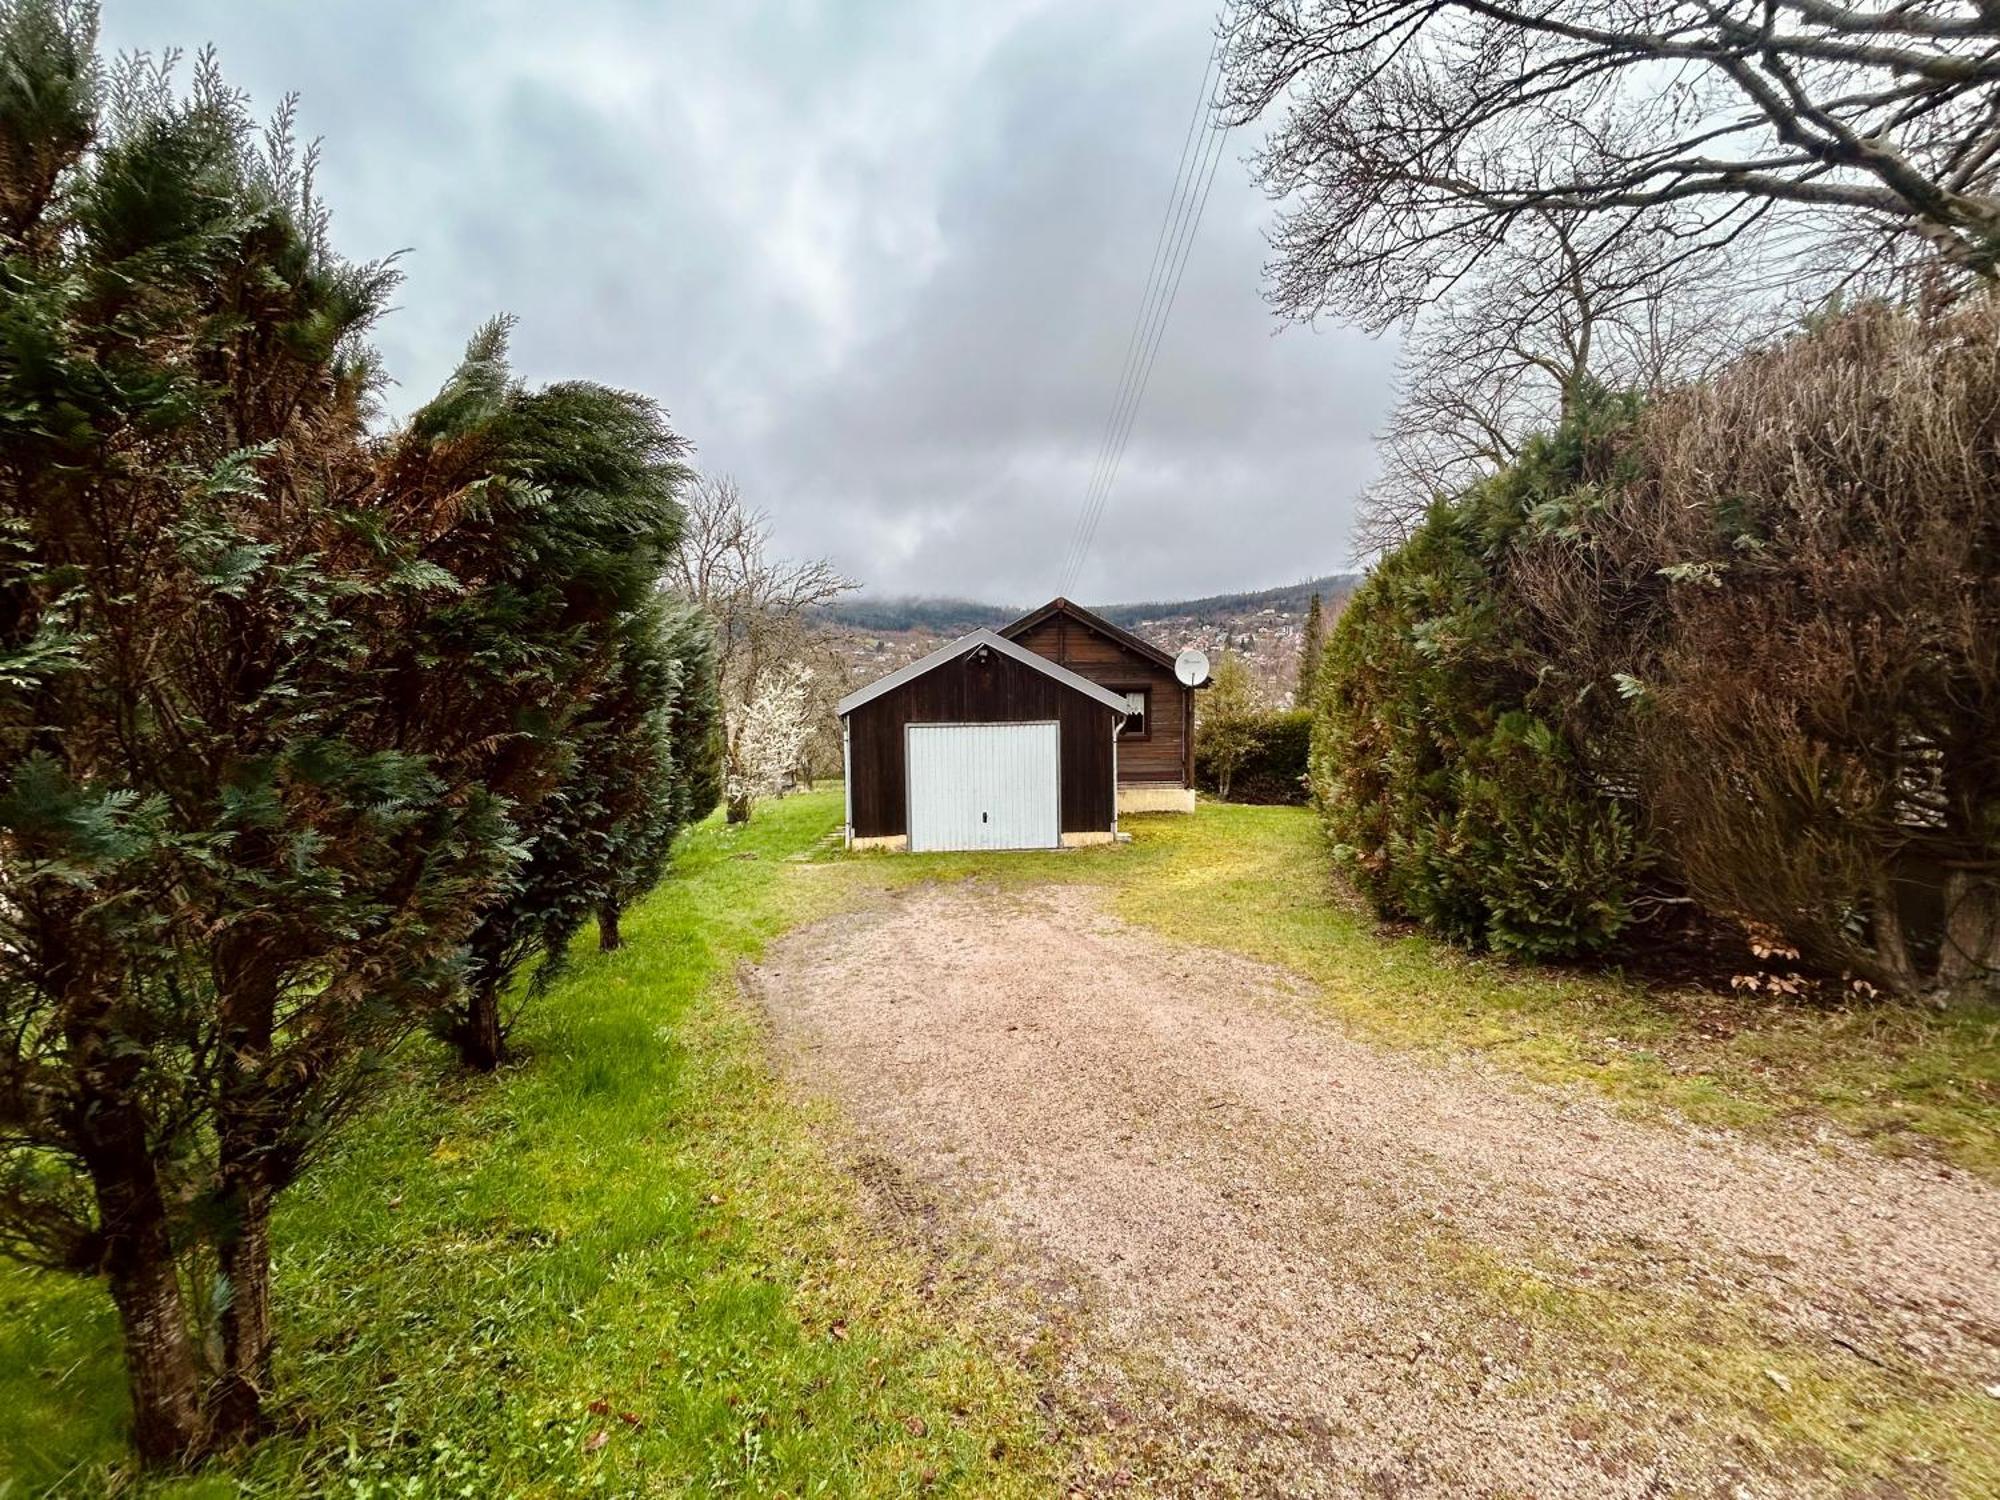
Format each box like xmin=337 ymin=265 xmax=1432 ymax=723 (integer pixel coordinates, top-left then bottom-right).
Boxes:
xmin=1110 ymin=684 xmax=1152 ymax=741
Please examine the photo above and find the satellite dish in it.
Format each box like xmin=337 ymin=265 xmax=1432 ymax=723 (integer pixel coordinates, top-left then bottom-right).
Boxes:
xmin=1174 ymin=647 xmax=1210 ymax=687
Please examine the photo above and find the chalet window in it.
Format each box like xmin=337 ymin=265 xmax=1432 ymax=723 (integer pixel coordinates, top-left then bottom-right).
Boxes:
xmin=1115 ymin=687 xmax=1149 ymax=739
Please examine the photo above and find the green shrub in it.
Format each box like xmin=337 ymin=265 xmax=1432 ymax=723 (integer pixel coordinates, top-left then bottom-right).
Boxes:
xmin=1197 ymin=708 xmax=1312 ymax=804
xmin=1311 ymin=403 xmax=1652 ymax=959
xmin=1316 ymin=303 xmax=2000 ymax=997
xmin=1510 ymin=300 xmax=2000 ymax=997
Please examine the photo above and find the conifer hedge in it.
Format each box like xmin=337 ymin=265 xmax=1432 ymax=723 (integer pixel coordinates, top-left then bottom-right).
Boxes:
xmin=1314 ymin=305 xmax=2000 ymax=995
xmin=1311 ymin=400 xmax=1651 ymax=959
xmin=0 ymin=4 xmax=719 ymax=1459
xmin=1195 ymin=709 xmax=1312 ymax=804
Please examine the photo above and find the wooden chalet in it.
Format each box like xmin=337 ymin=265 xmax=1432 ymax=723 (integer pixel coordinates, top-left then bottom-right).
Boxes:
xmin=1000 ymin=597 xmax=1201 ymax=816
xmin=836 ymin=598 xmax=1204 ymax=853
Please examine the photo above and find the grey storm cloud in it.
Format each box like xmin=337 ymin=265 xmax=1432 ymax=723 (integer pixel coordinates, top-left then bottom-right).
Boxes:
xmin=97 ymin=0 xmax=1398 ymax=603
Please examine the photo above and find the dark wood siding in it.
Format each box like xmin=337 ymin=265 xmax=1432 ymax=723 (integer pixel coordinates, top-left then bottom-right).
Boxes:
xmin=847 ymin=649 xmax=1118 ymax=839
xmin=1006 ymin=617 xmax=1191 ymax=786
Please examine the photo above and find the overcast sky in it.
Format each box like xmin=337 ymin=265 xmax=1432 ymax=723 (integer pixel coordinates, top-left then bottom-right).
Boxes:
xmin=98 ymin=1 xmax=1396 ymax=605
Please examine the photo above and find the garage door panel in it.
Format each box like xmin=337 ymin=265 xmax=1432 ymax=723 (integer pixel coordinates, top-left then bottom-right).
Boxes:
xmin=907 ymin=722 xmax=1059 ymax=852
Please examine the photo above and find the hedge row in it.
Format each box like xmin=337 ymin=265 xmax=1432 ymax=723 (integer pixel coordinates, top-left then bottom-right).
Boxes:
xmin=1196 ymin=708 xmax=1313 ymax=805
xmin=1310 ymin=400 xmax=1650 ymax=959
xmin=1312 ymin=300 xmax=2000 ymax=996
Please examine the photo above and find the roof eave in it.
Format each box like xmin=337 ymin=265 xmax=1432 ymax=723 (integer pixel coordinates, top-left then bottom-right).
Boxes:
xmin=997 ymin=596 xmax=1179 ymax=672
xmin=836 ymin=627 xmax=1133 ymax=718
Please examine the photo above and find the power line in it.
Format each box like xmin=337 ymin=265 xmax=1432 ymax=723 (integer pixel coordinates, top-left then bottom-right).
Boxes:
xmin=1056 ymin=23 xmax=1225 ymax=590
xmin=1058 ymin=47 xmax=1227 ymax=595
xmin=1058 ymin=8 xmax=1234 ymax=598
xmin=1062 ymin=110 xmax=1230 ymax=596
xmin=1061 ymin=95 xmax=1224 ymax=592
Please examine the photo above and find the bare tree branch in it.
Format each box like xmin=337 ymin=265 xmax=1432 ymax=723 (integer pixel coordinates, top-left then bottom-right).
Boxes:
xmin=1358 ymin=206 xmax=1765 ymax=553
xmin=666 ymin=474 xmax=855 ymax=821
xmin=1223 ymin=0 xmax=2000 ymax=329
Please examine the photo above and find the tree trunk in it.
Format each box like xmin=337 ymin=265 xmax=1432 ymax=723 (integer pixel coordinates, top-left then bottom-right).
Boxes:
xmin=90 ymin=1142 xmax=206 ymax=1465
xmin=1869 ymin=871 xmax=1921 ymax=994
xmin=60 ymin=941 xmax=206 ymax=1465
xmin=206 ymin=1185 xmax=272 ymax=1444
xmin=452 ymin=982 xmax=506 ymax=1071
xmin=208 ymin=947 xmax=279 ymax=1442
xmin=598 ymin=903 xmax=624 ymax=952
xmin=1939 ymin=869 xmax=1999 ymax=997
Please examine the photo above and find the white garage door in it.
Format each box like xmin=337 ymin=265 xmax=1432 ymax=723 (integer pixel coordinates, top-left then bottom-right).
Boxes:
xmin=906 ymin=722 xmax=1060 ymax=852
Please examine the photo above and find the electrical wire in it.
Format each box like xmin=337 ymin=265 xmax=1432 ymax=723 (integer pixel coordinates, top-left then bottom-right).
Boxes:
xmin=1061 ymin=107 xmax=1230 ymax=595
xmin=1057 ymin=8 xmax=1234 ymax=597
xmin=1055 ymin=24 xmax=1222 ymax=587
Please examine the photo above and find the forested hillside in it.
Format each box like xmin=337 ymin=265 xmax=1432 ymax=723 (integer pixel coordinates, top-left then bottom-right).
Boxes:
xmin=815 ymin=573 xmax=1356 ymax=634
xmin=816 ymin=573 xmax=1357 ymax=710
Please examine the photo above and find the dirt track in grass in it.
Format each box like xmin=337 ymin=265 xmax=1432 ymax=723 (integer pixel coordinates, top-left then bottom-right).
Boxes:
xmin=749 ymin=881 xmax=2000 ymax=1497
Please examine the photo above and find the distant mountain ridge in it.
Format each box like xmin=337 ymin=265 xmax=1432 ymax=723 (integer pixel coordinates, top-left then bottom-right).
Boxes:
xmin=816 ymin=574 xmax=1358 ymax=635
xmin=1096 ymin=575 xmax=1359 ymax=629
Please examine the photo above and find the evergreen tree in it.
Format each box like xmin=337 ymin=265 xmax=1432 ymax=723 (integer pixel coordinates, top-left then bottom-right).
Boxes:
xmin=665 ymin=599 xmax=725 ymax=829
xmin=0 ymin=9 xmax=691 ymax=1457
xmin=440 ymin=358 xmax=691 ymax=1070
xmin=1296 ymin=592 xmax=1325 ymax=707
xmin=597 ymin=599 xmax=721 ymax=952
xmin=1309 ymin=394 xmax=1652 ymax=959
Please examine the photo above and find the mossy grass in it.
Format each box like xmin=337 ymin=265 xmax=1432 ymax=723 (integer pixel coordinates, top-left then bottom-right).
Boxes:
xmin=1 ymin=791 xmax=1054 ymax=1498
xmin=6 ymin=790 xmax=1993 ymax=1494
xmin=1426 ymin=1231 xmax=2000 ymax=1495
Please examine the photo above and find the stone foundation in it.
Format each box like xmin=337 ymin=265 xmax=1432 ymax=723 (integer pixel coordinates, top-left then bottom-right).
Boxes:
xmin=1116 ymin=784 xmax=1196 ymax=815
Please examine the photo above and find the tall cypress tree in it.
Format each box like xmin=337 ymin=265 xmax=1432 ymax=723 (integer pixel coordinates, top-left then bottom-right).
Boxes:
xmin=436 ymin=354 xmax=692 ymax=1070
xmin=596 ymin=597 xmax=722 ymax=953
xmin=0 ymin=8 xmax=694 ymax=1458
xmin=1296 ymin=592 xmax=1326 ymax=707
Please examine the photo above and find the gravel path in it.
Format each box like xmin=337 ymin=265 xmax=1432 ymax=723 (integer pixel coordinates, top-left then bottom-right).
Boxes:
xmin=751 ymin=882 xmax=2000 ymax=1497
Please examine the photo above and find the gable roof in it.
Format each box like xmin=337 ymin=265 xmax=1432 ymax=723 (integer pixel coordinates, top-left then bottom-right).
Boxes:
xmin=836 ymin=627 xmax=1133 ymax=719
xmin=998 ymin=596 xmax=1179 ymax=673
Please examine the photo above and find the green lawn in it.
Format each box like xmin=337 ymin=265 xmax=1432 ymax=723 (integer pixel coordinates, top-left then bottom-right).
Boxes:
xmin=5 ymin=789 xmax=1994 ymax=1497
xmin=1 ymin=791 xmax=1055 ymax=1499
xmin=1149 ymin=807 xmax=1999 ymax=1176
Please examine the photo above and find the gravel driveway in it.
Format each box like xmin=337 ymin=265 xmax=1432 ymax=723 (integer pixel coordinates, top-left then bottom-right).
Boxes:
xmin=751 ymin=882 xmax=2000 ymax=1497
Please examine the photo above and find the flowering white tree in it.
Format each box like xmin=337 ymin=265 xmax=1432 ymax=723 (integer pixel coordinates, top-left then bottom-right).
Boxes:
xmin=667 ymin=475 xmax=853 ymax=822
xmin=668 ymin=476 xmax=856 ymax=824
xmin=725 ymin=662 xmax=817 ymax=819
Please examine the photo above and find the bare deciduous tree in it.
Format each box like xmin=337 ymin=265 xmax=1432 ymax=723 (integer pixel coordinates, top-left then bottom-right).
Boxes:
xmin=667 ymin=475 xmax=854 ymax=821
xmin=1359 ymin=209 xmax=1761 ymax=550
xmin=1223 ymin=0 xmax=2000 ymax=331
xmin=791 ymin=630 xmax=855 ymax=788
